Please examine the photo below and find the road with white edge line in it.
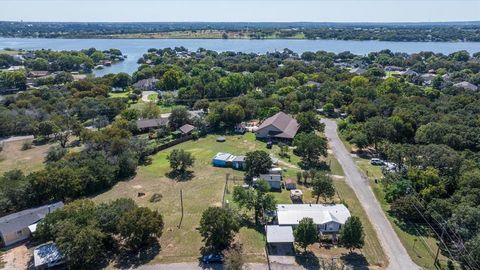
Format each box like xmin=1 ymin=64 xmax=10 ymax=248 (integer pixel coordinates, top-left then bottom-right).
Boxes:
xmin=321 ymin=118 xmax=421 ymax=270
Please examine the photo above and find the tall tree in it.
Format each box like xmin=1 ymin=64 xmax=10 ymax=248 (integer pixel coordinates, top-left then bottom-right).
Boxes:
xmin=293 ymin=133 xmax=328 ymax=167
xmin=118 ymin=207 xmax=164 ymax=249
xmin=245 ymin=150 xmax=272 ymax=179
xmin=339 ymin=216 xmax=365 ymax=252
xmin=199 ymin=207 xmax=239 ymax=251
xmin=167 ymin=149 xmax=195 ymax=173
xmin=293 ymin=217 xmax=319 ymax=251
xmin=296 ymin=111 xmax=324 ymax=133
xmin=312 ymin=174 xmax=336 ymax=203
xmin=168 ymin=107 xmax=190 ymax=130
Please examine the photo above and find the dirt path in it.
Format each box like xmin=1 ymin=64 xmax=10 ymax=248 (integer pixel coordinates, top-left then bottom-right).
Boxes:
xmin=1 ymin=245 xmax=30 ymax=270
xmin=321 ymin=118 xmax=420 ymax=270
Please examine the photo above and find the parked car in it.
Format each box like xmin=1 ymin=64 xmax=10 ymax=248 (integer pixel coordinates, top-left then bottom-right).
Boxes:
xmin=266 ymin=141 xmax=273 ymax=149
xmin=202 ymin=254 xmax=224 ymax=263
xmin=370 ymin=158 xmax=384 ymax=165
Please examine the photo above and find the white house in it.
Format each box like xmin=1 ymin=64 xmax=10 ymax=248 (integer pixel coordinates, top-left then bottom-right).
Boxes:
xmin=275 ymin=204 xmax=351 ymax=234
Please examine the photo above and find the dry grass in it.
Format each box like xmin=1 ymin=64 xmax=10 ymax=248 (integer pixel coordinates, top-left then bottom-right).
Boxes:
xmin=0 ymin=140 xmax=49 ymax=175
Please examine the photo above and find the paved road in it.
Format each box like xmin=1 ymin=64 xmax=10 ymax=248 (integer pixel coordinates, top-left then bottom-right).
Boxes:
xmin=321 ymin=119 xmax=420 ymax=270
xmin=137 ymin=262 xmax=303 ymax=270
xmin=0 ymin=135 xmax=34 ymax=143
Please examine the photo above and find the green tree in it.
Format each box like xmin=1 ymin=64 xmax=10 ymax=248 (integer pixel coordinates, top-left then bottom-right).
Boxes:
xmin=168 ymin=107 xmax=190 ymax=130
xmin=245 ymin=150 xmax=272 ymax=179
xmin=158 ymin=69 xmax=185 ymax=91
xmin=112 ymin=72 xmax=131 ymax=89
xmin=141 ymin=102 xmax=161 ymax=119
xmin=339 ymin=216 xmax=365 ymax=252
xmin=167 ymin=149 xmax=195 ymax=173
xmin=293 ymin=217 xmax=319 ymax=251
xmin=232 ymin=180 xmax=276 ymax=224
xmin=118 ymin=207 xmax=164 ymax=249
xmin=296 ymin=111 xmax=324 ymax=133
xmin=293 ymin=133 xmax=328 ymax=167
xmin=55 ymin=221 xmax=106 ymax=268
xmin=322 ymin=103 xmax=335 ymax=116
xmin=96 ymin=198 xmax=137 ymax=233
xmin=199 ymin=207 xmax=239 ymax=251
xmin=222 ymin=103 xmax=245 ymax=127
xmin=312 ymin=174 xmax=335 ymax=203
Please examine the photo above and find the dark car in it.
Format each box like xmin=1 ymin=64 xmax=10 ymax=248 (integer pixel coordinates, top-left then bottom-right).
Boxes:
xmin=202 ymin=254 xmax=224 ymax=263
xmin=266 ymin=141 xmax=273 ymax=149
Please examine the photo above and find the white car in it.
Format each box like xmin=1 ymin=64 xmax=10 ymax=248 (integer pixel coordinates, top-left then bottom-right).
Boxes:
xmin=370 ymin=158 xmax=384 ymax=165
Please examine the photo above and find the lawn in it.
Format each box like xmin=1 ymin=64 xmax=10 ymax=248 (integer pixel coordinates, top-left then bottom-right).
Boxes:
xmin=92 ymin=132 xmax=387 ymax=267
xmin=93 ymin=133 xmax=269 ymax=264
xmin=339 ymin=132 xmax=448 ymax=269
xmin=0 ymin=140 xmax=49 ymax=175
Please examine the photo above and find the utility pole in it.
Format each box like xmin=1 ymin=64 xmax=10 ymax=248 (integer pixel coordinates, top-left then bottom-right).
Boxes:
xmin=178 ymin=189 xmax=184 ymax=228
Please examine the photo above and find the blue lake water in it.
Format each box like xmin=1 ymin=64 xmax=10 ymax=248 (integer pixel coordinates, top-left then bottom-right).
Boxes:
xmin=1 ymin=38 xmax=480 ymax=76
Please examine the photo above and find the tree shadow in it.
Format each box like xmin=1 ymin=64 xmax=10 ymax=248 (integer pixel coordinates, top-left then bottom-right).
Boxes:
xmin=113 ymin=240 xmax=161 ymax=269
xmin=295 ymin=251 xmax=320 ymax=270
xmin=165 ymin=170 xmax=195 ymax=181
xmin=340 ymin=252 xmax=369 ymax=270
xmin=388 ymin=215 xmax=429 ymax=236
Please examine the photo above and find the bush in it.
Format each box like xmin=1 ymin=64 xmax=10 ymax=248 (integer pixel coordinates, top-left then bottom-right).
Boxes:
xmin=21 ymin=141 xmax=33 ymax=151
xmin=149 ymin=193 xmax=163 ymax=203
xmin=45 ymin=145 xmax=68 ymax=162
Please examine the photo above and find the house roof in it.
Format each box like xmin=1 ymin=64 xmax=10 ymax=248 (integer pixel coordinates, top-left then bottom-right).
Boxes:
xmin=0 ymin=202 xmax=64 ymax=236
xmin=350 ymin=67 xmax=367 ymax=75
xmin=232 ymin=155 xmax=245 ymax=162
xmin=179 ymin=124 xmax=195 ymax=134
xmin=454 ymin=81 xmax=478 ymax=91
xmin=28 ymin=71 xmax=49 ymax=77
xmin=136 ymin=118 xmax=169 ymax=130
xmin=266 ymin=225 xmax=294 ymax=243
xmin=276 ymin=204 xmax=351 ymax=226
xmin=257 ymin=112 xmax=299 ymax=139
xmin=34 ymin=243 xmax=64 ymax=268
xmin=133 ymin=77 xmax=159 ymax=89
xmin=213 ymin=152 xmax=235 ymax=162
xmin=258 ymin=174 xmax=282 ymax=182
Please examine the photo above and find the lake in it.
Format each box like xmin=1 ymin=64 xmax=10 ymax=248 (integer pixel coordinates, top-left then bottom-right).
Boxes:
xmin=1 ymin=38 xmax=480 ymax=76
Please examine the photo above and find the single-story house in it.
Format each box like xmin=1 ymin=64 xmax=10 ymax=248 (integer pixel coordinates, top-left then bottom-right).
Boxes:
xmin=0 ymin=202 xmax=64 ymax=247
xmin=179 ymin=124 xmax=195 ymax=135
xmin=276 ymin=204 xmax=351 ymax=234
xmin=266 ymin=225 xmax=295 ymax=254
xmin=212 ymin=152 xmax=236 ymax=167
xmin=28 ymin=71 xmax=50 ymax=78
xmin=254 ymin=174 xmax=282 ymax=190
xmin=231 ymin=156 xmax=246 ymax=170
xmin=34 ymin=242 xmax=65 ymax=269
xmin=453 ymin=81 xmax=478 ymax=91
xmin=256 ymin=112 xmax=299 ymax=143
xmin=269 ymin=167 xmax=283 ymax=175
xmin=136 ymin=118 xmax=169 ymax=132
xmin=350 ymin=67 xmax=367 ymax=75
xmin=133 ymin=77 xmax=159 ymax=91
xmin=401 ymin=69 xmax=418 ymax=77
xmin=284 ymin=179 xmax=296 ymax=190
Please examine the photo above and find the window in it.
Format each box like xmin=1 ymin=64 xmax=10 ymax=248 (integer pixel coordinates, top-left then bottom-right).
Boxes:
xmin=16 ymin=230 xmax=23 ymax=236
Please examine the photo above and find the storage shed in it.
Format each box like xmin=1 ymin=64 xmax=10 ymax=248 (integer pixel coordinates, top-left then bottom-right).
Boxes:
xmin=212 ymin=152 xmax=235 ymax=167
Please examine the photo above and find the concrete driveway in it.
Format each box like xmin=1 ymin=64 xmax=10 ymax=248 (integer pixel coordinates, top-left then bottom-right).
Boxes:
xmin=321 ymin=118 xmax=421 ymax=270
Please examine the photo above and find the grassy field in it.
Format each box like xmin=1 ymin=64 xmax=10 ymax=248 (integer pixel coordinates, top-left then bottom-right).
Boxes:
xmin=92 ymin=132 xmax=387 ymax=267
xmin=0 ymin=140 xmax=49 ymax=175
xmin=339 ymin=133 xmax=448 ymax=269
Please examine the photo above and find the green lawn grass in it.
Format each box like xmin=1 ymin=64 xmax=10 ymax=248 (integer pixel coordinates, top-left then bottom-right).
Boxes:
xmin=0 ymin=140 xmax=49 ymax=175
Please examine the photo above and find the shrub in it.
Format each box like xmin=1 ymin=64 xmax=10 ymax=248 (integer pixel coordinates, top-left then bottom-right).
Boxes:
xmin=21 ymin=141 xmax=33 ymax=151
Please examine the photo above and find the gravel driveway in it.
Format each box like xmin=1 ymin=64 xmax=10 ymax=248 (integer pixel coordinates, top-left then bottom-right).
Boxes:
xmin=321 ymin=118 xmax=421 ymax=270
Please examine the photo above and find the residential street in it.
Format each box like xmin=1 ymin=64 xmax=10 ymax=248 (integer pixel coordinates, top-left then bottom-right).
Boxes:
xmin=321 ymin=118 xmax=421 ymax=270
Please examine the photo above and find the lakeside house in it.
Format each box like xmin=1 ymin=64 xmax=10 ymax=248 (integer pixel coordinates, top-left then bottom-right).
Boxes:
xmin=133 ymin=77 xmax=159 ymax=91
xmin=255 ymin=112 xmax=299 ymax=143
xmin=0 ymin=202 xmax=64 ymax=247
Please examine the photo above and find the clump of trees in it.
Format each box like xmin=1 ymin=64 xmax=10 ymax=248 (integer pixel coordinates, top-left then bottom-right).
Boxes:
xmin=244 ymin=150 xmax=272 ymax=179
xmin=199 ymin=207 xmax=239 ymax=252
xmin=232 ymin=179 xmax=276 ymax=225
xmin=35 ymin=199 xmax=163 ymax=268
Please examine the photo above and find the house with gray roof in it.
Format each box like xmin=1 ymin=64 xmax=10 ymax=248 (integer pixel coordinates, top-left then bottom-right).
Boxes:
xmin=179 ymin=124 xmax=195 ymax=135
xmin=454 ymin=81 xmax=478 ymax=91
xmin=34 ymin=242 xmax=65 ymax=269
xmin=133 ymin=77 xmax=159 ymax=91
xmin=349 ymin=67 xmax=368 ymax=75
xmin=136 ymin=118 xmax=169 ymax=132
xmin=0 ymin=202 xmax=64 ymax=247
xmin=255 ymin=112 xmax=299 ymax=143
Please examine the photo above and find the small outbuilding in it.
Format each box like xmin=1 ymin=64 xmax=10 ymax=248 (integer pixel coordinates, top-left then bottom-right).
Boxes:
xmin=266 ymin=225 xmax=295 ymax=255
xmin=216 ymin=136 xmax=226 ymax=142
xmin=231 ymin=156 xmax=246 ymax=170
xmin=284 ymin=179 xmax=296 ymax=190
xmin=290 ymin=189 xmax=303 ymax=202
xmin=212 ymin=152 xmax=236 ymax=167
xmin=179 ymin=124 xmax=195 ymax=135
xmin=34 ymin=242 xmax=65 ymax=269
xmin=254 ymin=174 xmax=282 ymax=190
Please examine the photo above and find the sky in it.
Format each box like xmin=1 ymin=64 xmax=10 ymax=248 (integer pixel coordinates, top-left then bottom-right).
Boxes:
xmin=0 ymin=0 xmax=479 ymax=23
